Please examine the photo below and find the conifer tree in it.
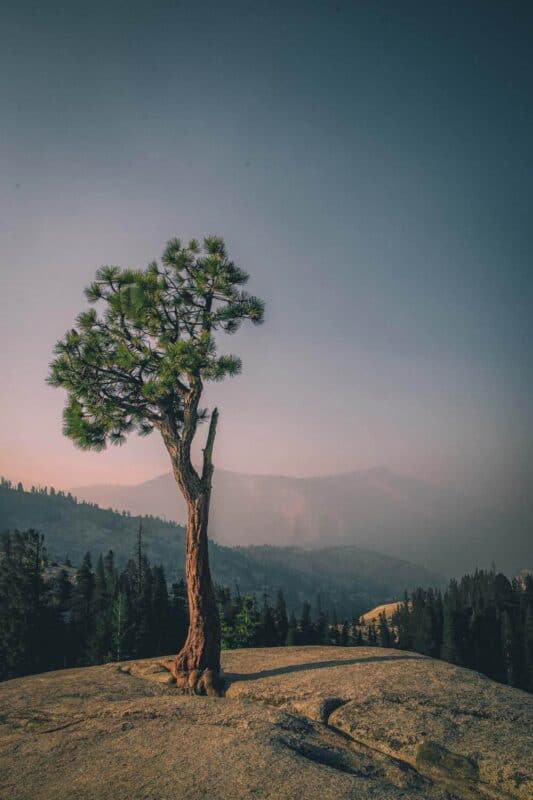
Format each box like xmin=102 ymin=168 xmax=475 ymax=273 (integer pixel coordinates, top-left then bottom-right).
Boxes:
xmin=315 ymin=608 xmax=328 ymax=645
xmin=111 ymin=582 xmax=128 ymax=662
xmin=89 ymin=553 xmax=112 ymax=662
xmin=355 ymin=628 xmax=364 ymax=646
xmin=49 ymin=567 xmax=73 ymax=667
xmin=0 ymin=530 xmax=50 ymax=679
xmin=397 ymin=594 xmax=411 ymax=651
xmin=501 ymin=608 xmax=516 ymax=686
xmin=340 ymin=620 xmax=350 ymax=647
xmin=103 ymin=550 xmax=117 ymax=597
xmin=524 ymin=604 xmax=533 ymax=692
xmin=151 ymin=565 xmax=172 ymax=656
xmin=330 ymin=608 xmax=340 ymax=645
xmin=353 ymin=618 xmax=364 ymax=646
xmin=410 ymin=588 xmax=437 ymax=656
xmin=378 ymin=611 xmax=392 ymax=648
xmin=299 ymin=602 xmax=314 ymax=645
xmin=367 ymin=620 xmax=378 ymax=646
xmin=441 ymin=582 xmax=462 ymax=664
xmin=48 ymin=236 xmax=264 ymax=694
xmin=232 ymin=595 xmax=260 ymax=648
xmin=258 ymin=594 xmax=278 ymax=647
xmin=51 ymin=568 xmax=72 ymax=609
xmin=71 ymin=552 xmax=95 ymax=663
xmin=274 ymin=589 xmax=289 ymax=646
xmin=286 ymin=611 xmax=298 ymax=646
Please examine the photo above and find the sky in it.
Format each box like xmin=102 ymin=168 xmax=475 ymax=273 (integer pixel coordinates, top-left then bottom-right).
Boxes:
xmin=1 ymin=0 xmax=532 ymax=495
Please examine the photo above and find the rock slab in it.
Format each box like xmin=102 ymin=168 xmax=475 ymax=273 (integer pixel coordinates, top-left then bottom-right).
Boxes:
xmin=0 ymin=646 xmax=531 ymax=800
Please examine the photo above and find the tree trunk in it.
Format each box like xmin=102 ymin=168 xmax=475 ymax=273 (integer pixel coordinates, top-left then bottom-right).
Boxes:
xmin=160 ymin=406 xmax=222 ymax=696
xmin=168 ymin=491 xmax=221 ymax=695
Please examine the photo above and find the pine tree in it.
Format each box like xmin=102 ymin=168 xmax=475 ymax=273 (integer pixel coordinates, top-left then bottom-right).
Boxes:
xmin=315 ymin=606 xmax=328 ymax=646
xmin=0 ymin=530 xmax=52 ymax=679
xmin=501 ymin=608 xmax=515 ymax=686
xmin=71 ymin=552 xmax=95 ymax=664
xmin=151 ymin=565 xmax=172 ymax=656
xmin=51 ymin=568 xmax=72 ymax=609
xmin=87 ymin=553 xmax=111 ymax=663
xmin=111 ymin=584 xmax=128 ymax=662
xmin=274 ymin=589 xmax=289 ymax=646
xmin=258 ymin=595 xmax=278 ymax=647
xmin=329 ymin=608 xmax=340 ymax=645
xmin=367 ymin=621 xmax=378 ymax=646
xmin=397 ymin=595 xmax=411 ymax=651
xmin=340 ymin=620 xmax=349 ymax=647
xmin=353 ymin=618 xmax=364 ymax=646
xmin=286 ymin=611 xmax=298 ymax=646
xmin=441 ymin=582 xmax=463 ymax=664
xmin=524 ymin=604 xmax=533 ymax=692
xmin=410 ymin=588 xmax=435 ymax=656
xmin=103 ymin=550 xmax=117 ymax=597
xmin=48 ymin=236 xmax=265 ymax=694
xmin=233 ymin=595 xmax=260 ymax=648
xmin=218 ymin=586 xmax=235 ymax=650
xmin=299 ymin=602 xmax=314 ymax=645
xmin=378 ymin=611 xmax=392 ymax=648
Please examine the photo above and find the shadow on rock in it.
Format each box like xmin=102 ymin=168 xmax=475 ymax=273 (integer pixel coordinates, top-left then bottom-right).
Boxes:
xmin=224 ymin=654 xmax=425 ymax=684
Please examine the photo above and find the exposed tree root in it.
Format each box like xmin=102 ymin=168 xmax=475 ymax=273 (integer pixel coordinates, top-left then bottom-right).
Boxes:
xmin=161 ymin=661 xmax=222 ymax=696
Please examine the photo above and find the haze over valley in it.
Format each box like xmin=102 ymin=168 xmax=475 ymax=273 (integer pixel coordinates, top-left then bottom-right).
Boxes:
xmin=71 ymin=464 xmax=531 ymax=577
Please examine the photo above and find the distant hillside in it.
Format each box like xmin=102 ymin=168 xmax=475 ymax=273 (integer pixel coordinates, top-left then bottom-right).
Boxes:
xmin=70 ymin=466 xmax=531 ymax=575
xmin=360 ymin=601 xmax=400 ymax=626
xmin=0 ymin=481 xmax=444 ymax=618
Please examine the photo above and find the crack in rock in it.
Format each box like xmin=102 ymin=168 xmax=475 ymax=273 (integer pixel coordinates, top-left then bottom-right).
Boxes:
xmin=272 ymin=695 xmax=517 ymax=800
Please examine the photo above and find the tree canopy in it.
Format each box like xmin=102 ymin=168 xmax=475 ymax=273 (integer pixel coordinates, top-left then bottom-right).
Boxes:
xmin=47 ymin=236 xmax=264 ymax=453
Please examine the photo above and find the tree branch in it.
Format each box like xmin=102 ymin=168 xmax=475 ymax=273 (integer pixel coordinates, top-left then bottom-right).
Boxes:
xmin=201 ymin=407 xmax=218 ymax=488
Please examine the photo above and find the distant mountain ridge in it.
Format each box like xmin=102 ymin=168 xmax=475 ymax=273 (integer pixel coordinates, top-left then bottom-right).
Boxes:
xmin=0 ymin=481 xmax=444 ymax=618
xmin=70 ymin=466 xmax=530 ymax=575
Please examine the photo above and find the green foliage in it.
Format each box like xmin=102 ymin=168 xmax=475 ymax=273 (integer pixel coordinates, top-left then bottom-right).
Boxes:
xmin=218 ymin=590 xmax=260 ymax=649
xmin=258 ymin=596 xmax=278 ymax=647
xmin=0 ymin=530 xmax=58 ymax=680
xmin=524 ymin=605 xmax=533 ymax=692
xmin=367 ymin=620 xmax=378 ymax=645
xmin=274 ymin=589 xmax=289 ymax=645
xmin=380 ymin=568 xmax=533 ymax=692
xmin=47 ymin=237 xmax=264 ymax=451
xmin=378 ymin=611 xmax=392 ymax=647
xmin=286 ymin=612 xmax=298 ymax=645
xmin=0 ymin=530 xmax=187 ymax=677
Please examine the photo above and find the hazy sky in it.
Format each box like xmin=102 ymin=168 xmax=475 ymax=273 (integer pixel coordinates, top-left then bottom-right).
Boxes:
xmin=1 ymin=1 xmax=531 ymax=492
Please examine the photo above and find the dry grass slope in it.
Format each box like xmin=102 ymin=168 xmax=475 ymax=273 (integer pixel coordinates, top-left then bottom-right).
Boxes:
xmin=360 ymin=600 xmax=402 ymax=626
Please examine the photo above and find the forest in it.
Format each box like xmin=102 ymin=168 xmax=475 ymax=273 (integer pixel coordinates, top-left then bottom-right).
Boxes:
xmin=1 ymin=526 xmax=532 ymax=693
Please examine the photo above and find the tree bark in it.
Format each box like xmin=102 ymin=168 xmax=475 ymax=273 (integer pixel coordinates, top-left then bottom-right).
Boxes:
xmin=167 ymin=491 xmax=221 ymax=694
xmin=161 ymin=406 xmax=222 ymax=695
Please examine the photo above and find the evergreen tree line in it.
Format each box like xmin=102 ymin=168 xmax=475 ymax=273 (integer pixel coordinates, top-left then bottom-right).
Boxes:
xmin=217 ymin=589 xmax=353 ymax=649
xmin=1 ymin=476 xmax=131 ymax=514
xmin=376 ymin=570 xmax=533 ymax=692
xmin=0 ymin=528 xmax=360 ymax=679
xmin=0 ymin=528 xmax=188 ymax=680
xmin=2 ymin=529 xmax=532 ymax=694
